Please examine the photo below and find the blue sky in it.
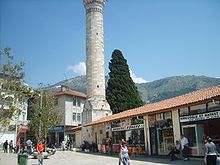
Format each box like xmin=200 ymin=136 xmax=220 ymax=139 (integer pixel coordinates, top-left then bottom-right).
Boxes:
xmin=0 ymin=0 xmax=220 ymax=88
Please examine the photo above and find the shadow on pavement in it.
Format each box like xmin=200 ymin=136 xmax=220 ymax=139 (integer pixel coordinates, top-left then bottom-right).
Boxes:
xmin=76 ymin=151 xmax=203 ymax=165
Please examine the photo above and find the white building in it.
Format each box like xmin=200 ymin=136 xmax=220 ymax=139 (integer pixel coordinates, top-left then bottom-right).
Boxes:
xmin=48 ymin=85 xmax=86 ymax=147
xmin=0 ymin=85 xmax=29 ymax=149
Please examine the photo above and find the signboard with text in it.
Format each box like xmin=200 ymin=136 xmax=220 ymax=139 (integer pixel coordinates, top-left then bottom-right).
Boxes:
xmin=180 ymin=111 xmax=220 ymax=123
xmin=112 ymin=124 xmax=144 ymax=132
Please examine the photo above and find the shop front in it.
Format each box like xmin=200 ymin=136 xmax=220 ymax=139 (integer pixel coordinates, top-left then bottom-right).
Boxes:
xmin=111 ymin=117 xmax=145 ymax=155
xmin=179 ymin=100 xmax=220 ymax=156
xmin=17 ymin=125 xmax=29 ymax=147
xmin=148 ymin=111 xmax=174 ymax=155
xmin=48 ymin=126 xmax=64 ymax=146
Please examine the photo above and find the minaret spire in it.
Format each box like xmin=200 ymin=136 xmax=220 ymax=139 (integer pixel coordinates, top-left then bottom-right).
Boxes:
xmin=82 ymin=0 xmax=112 ymax=128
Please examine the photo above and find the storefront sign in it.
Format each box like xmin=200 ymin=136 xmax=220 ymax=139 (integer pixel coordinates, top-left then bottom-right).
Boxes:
xmin=112 ymin=124 xmax=144 ymax=132
xmin=180 ymin=111 xmax=220 ymax=123
xmin=48 ymin=126 xmax=64 ymax=133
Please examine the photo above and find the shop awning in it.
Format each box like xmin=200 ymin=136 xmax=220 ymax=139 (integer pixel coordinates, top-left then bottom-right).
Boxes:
xmin=18 ymin=125 xmax=29 ymax=133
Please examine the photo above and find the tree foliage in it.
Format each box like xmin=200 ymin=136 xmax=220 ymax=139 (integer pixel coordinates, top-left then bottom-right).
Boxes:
xmin=0 ymin=48 xmax=33 ymax=127
xmin=106 ymin=49 xmax=143 ymax=114
xmin=28 ymin=90 xmax=60 ymax=142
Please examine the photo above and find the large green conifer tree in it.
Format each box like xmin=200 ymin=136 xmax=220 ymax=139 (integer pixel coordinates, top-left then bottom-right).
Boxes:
xmin=106 ymin=49 xmax=143 ymax=114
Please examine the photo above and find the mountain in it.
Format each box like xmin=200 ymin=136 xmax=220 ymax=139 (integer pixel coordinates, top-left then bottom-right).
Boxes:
xmin=136 ymin=75 xmax=220 ymax=103
xmin=47 ymin=75 xmax=220 ymax=103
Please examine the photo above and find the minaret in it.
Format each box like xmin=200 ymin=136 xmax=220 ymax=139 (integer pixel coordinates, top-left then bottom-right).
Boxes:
xmin=82 ymin=0 xmax=112 ymax=127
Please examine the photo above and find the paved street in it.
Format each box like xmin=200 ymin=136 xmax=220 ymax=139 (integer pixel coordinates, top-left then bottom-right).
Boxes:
xmin=0 ymin=151 xmax=203 ymax=165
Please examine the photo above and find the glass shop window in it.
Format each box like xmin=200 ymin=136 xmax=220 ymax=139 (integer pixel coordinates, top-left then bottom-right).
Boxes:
xmin=164 ymin=112 xmax=172 ymax=119
xmin=131 ymin=116 xmax=144 ymax=124
xmin=148 ymin=115 xmax=156 ymax=127
xmin=156 ymin=113 xmax=163 ymax=120
xmin=190 ymin=104 xmax=206 ymax=115
xmin=179 ymin=107 xmax=189 ymax=116
xmin=208 ymin=101 xmax=220 ymax=111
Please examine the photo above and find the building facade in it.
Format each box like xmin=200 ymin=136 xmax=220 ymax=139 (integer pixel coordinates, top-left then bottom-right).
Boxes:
xmin=48 ymin=86 xmax=86 ymax=146
xmin=0 ymin=84 xmax=29 ymax=148
xmin=85 ymin=86 xmax=220 ymax=157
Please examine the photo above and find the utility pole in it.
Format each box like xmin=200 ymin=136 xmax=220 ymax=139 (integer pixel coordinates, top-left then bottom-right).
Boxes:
xmin=38 ymin=84 xmax=43 ymax=141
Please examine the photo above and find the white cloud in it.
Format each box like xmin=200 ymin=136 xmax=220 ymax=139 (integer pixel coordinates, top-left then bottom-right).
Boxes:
xmin=216 ymin=77 xmax=220 ymax=79
xmin=66 ymin=63 xmax=148 ymax=83
xmin=129 ymin=69 xmax=149 ymax=83
xmin=67 ymin=62 xmax=86 ymax=76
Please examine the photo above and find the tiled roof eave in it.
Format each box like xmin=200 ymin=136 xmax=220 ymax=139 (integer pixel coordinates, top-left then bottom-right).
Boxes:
xmin=85 ymin=86 xmax=220 ymax=127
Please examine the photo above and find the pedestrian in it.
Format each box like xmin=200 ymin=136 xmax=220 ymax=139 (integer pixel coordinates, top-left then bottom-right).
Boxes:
xmin=108 ymin=137 xmax=113 ymax=155
xmin=37 ymin=140 xmax=44 ymax=165
xmin=204 ymin=137 xmax=219 ymax=165
xmin=118 ymin=139 xmax=122 ymax=165
xmin=180 ymin=134 xmax=189 ymax=161
xmin=120 ymin=139 xmax=131 ymax=165
xmin=61 ymin=140 xmax=66 ymax=151
xmin=14 ymin=144 xmax=20 ymax=153
xmin=9 ymin=140 xmax=14 ymax=153
xmin=105 ymin=136 xmax=109 ymax=153
xmin=168 ymin=140 xmax=181 ymax=160
xmin=3 ymin=140 xmax=8 ymax=153
xmin=26 ymin=139 xmax=33 ymax=155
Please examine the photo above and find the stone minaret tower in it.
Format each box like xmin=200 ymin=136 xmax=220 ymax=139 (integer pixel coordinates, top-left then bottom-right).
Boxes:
xmin=82 ymin=0 xmax=112 ymax=130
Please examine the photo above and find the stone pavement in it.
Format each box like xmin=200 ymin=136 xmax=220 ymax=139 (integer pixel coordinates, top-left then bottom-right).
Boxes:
xmin=0 ymin=150 xmax=204 ymax=165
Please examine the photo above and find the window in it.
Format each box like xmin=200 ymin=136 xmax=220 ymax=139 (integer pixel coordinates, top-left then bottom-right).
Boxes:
xmin=208 ymin=101 xmax=220 ymax=111
xmin=77 ymin=99 xmax=80 ymax=107
xmin=179 ymin=107 xmax=189 ymax=116
xmin=190 ymin=104 xmax=206 ymax=115
xmin=73 ymin=97 xmax=76 ymax=106
xmin=131 ymin=116 xmax=144 ymax=125
xmin=77 ymin=113 xmax=81 ymax=122
xmin=156 ymin=113 xmax=163 ymax=120
xmin=72 ymin=113 xmax=76 ymax=121
xmin=164 ymin=112 xmax=172 ymax=119
xmin=148 ymin=115 xmax=156 ymax=127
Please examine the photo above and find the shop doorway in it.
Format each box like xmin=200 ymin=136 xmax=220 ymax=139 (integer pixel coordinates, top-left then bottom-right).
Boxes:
xmin=149 ymin=127 xmax=157 ymax=155
xmin=182 ymin=124 xmax=204 ymax=156
xmin=157 ymin=128 xmax=174 ymax=155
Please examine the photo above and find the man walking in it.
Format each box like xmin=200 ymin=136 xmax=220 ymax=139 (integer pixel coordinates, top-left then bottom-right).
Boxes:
xmin=3 ymin=140 xmax=8 ymax=153
xmin=37 ymin=140 xmax=44 ymax=165
xmin=181 ymin=134 xmax=189 ymax=161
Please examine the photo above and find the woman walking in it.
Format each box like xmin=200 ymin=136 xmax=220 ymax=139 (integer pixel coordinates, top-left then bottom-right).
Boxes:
xmin=120 ymin=140 xmax=130 ymax=165
xmin=204 ymin=137 xmax=218 ymax=165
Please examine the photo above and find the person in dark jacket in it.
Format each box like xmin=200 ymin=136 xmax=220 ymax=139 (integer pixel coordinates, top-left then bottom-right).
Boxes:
xmin=3 ymin=140 xmax=8 ymax=153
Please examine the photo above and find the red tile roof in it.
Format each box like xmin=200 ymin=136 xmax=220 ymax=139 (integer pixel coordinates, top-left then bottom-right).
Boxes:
xmin=69 ymin=126 xmax=82 ymax=131
xmin=53 ymin=90 xmax=86 ymax=98
xmin=85 ymin=85 xmax=220 ymax=126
